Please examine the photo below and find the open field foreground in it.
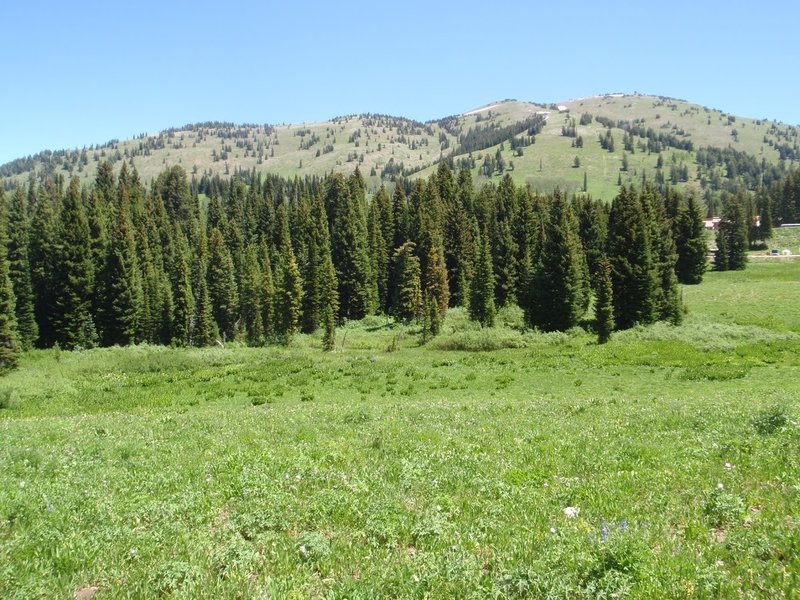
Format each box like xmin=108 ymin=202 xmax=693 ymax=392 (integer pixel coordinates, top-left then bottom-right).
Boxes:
xmin=2 ymin=262 xmax=800 ymax=598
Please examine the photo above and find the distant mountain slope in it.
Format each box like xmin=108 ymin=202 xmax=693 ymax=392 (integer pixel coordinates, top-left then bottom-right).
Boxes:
xmin=2 ymin=94 xmax=797 ymax=200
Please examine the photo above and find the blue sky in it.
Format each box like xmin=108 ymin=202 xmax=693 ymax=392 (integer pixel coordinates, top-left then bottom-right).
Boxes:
xmin=1 ymin=0 xmax=797 ymax=164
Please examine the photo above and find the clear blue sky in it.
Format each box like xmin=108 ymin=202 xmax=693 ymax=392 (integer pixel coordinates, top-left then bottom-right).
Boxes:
xmin=1 ymin=0 xmax=797 ymax=165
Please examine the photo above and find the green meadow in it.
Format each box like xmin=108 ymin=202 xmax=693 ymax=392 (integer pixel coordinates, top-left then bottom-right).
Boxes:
xmin=2 ymin=262 xmax=800 ymax=598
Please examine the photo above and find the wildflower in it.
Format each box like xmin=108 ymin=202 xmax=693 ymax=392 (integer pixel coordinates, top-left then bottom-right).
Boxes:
xmin=724 ymin=462 xmax=733 ymax=470
xmin=563 ymin=506 xmax=580 ymax=519
xmin=717 ymin=482 xmax=724 ymax=490
xmin=600 ymin=520 xmax=611 ymax=542
xmin=550 ymin=527 xmax=557 ymax=534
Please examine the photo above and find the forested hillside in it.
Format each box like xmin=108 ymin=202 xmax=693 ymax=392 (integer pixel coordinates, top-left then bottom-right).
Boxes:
xmin=3 ymin=94 xmax=798 ymax=204
xmin=0 ymin=154 xmax=794 ymax=360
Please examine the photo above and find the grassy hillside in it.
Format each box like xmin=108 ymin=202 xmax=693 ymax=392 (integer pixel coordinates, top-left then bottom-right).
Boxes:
xmin=3 ymin=94 xmax=798 ymax=201
xmin=2 ymin=261 xmax=800 ymax=597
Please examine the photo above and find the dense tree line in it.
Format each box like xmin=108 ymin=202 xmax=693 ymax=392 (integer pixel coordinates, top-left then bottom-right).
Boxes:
xmin=0 ymin=160 xmax=712 ymax=362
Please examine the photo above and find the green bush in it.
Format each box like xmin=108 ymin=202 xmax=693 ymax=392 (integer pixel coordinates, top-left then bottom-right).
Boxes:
xmin=751 ymin=404 xmax=788 ymax=434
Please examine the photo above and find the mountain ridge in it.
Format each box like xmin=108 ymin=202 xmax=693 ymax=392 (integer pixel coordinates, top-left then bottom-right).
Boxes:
xmin=3 ymin=93 xmax=798 ymax=201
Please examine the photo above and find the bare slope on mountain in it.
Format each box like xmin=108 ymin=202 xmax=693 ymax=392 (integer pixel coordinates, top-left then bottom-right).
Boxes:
xmin=2 ymin=94 xmax=797 ymax=200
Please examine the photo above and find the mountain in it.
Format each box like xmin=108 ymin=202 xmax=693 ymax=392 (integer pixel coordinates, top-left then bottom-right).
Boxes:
xmin=2 ymin=94 xmax=797 ymax=200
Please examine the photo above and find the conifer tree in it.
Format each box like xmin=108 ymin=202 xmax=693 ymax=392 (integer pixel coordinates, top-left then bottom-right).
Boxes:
xmin=525 ymin=192 xmax=585 ymax=331
xmin=7 ymin=187 xmax=38 ymax=349
xmin=322 ymin=303 xmax=336 ymax=351
xmin=606 ymin=185 xmax=655 ymax=330
xmin=207 ymin=227 xmax=239 ymax=340
xmin=29 ymin=185 xmax=58 ymax=348
xmin=52 ymin=178 xmax=97 ymax=349
xmin=675 ymin=195 xmax=707 ymax=284
xmin=368 ymin=190 xmax=389 ymax=313
xmin=259 ymin=240 xmax=275 ymax=339
xmin=469 ymin=235 xmax=496 ymax=327
xmin=171 ymin=243 xmax=194 ymax=346
xmin=490 ymin=176 xmax=518 ymax=307
xmin=392 ymin=182 xmax=409 ymax=248
xmin=194 ymin=272 xmax=215 ymax=346
xmin=423 ymin=242 xmax=449 ymax=320
xmin=391 ymin=242 xmax=423 ymax=323
xmin=0 ymin=188 xmax=19 ymax=369
xmin=97 ymin=205 xmax=141 ymax=346
xmin=273 ymin=239 xmax=304 ymax=344
xmin=328 ymin=173 xmax=372 ymax=320
xmin=422 ymin=293 xmax=442 ymax=341
xmin=239 ymin=244 xmax=264 ymax=344
xmin=645 ymin=187 xmax=682 ymax=324
xmin=595 ymin=256 xmax=614 ymax=344
xmin=725 ymin=197 xmax=749 ymax=270
xmin=714 ymin=223 xmax=730 ymax=271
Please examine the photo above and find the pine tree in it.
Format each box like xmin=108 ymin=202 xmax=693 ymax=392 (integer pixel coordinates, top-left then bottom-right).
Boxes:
xmin=391 ymin=242 xmax=423 ymax=323
xmin=194 ymin=273 xmax=215 ymax=346
xmin=171 ymin=245 xmax=194 ymax=346
xmin=424 ymin=242 xmax=449 ymax=320
xmin=643 ymin=190 xmax=683 ymax=325
xmin=392 ymin=182 xmax=409 ymax=248
xmin=239 ymin=244 xmax=264 ymax=344
xmin=714 ymin=224 xmax=730 ymax=271
xmin=96 ymin=205 xmax=141 ymax=346
xmin=207 ymin=227 xmax=239 ymax=341
xmin=675 ymin=195 xmax=707 ymax=284
xmin=716 ymin=198 xmax=748 ymax=270
xmin=606 ymin=185 xmax=655 ymax=330
xmin=329 ymin=173 xmax=372 ymax=320
xmin=6 ymin=186 xmax=38 ymax=349
xmin=490 ymin=176 xmax=518 ymax=307
xmin=595 ymin=256 xmax=614 ymax=344
xmin=368 ymin=189 xmax=390 ymax=313
xmin=469 ymin=235 xmax=496 ymax=327
xmin=525 ymin=192 xmax=585 ymax=331
xmin=273 ymin=239 xmax=304 ymax=344
xmin=0 ymin=188 xmax=19 ymax=370
xmin=422 ymin=293 xmax=442 ymax=341
xmin=29 ymin=185 xmax=59 ymax=348
xmin=727 ymin=197 xmax=749 ymax=270
xmin=442 ymin=184 xmax=475 ymax=307
xmin=52 ymin=178 xmax=97 ymax=349
xmin=259 ymin=240 xmax=275 ymax=339
xmin=322 ymin=303 xmax=336 ymax=352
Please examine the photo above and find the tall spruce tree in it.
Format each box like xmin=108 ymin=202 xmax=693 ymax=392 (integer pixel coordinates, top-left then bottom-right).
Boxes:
xmin=368 ymin=190 xmax=390 ymax=313
xmin=525 ymin=192 xmax=585 ymax=331
xmin=329 ymin=173 xmax=372 ymax=320
xmin=0 ymin=188 xmax=20 ymax=370
xmin=259 ymin=240 xmax=275 ymax=339
xmin=273 ymin=238 xmax=304 ymax=344
xmin=649 ymin=192 xmax=682 ymax=324
xmin=675 ymin=195 xmax=707 ymax=284
xmin=207 ymin=227 xmax=239 ymax=340
xmin=52 ymin=178 xmax=97 ymax=349
xmin=239 ymin=244 xmax=264 ymax=344
xmin=469 ymin=235 xmax=496 ymax=327
xmin=7 ymin=186 xmax=38 ymax=349
xmin=720 ymin=197 xmax=749 ymax=271
xmin=595 ymin=256 xmax=614 ymax=344
xmin=96 ymin=204 xmax=142 ymax=346
xmin=606 ymin=185 xmax=655 ymax=330
xmin=391 ymin=242 xmax=423 ymax=323
xmin=29 ymin=184 xmax=59 ymax=347
xmin=170 ymin=238 xmax=194 ymax=346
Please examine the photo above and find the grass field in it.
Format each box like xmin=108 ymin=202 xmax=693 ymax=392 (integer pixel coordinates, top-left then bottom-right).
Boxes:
xmin=2 ymin=263 xmax=800 ymax=598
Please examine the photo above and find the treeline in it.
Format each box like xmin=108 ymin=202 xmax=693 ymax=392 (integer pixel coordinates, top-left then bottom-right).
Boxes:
xmin=0 ymin=162 xmax=713 ymax=369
